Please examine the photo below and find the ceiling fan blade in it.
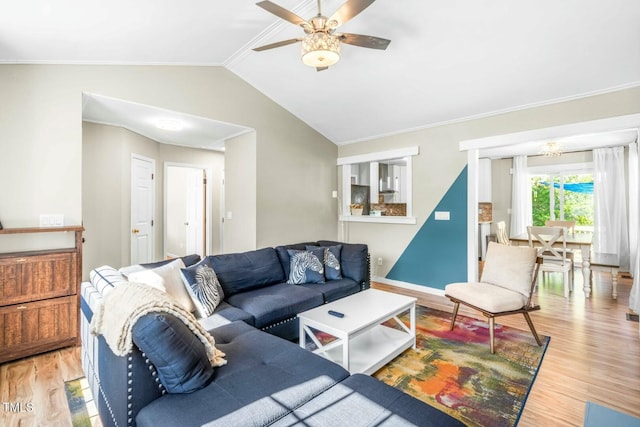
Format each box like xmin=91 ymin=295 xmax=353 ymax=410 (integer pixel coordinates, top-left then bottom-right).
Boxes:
xmin=256 ymin=1 xmax=308 ymax=27
xmin=339 ymin=33 xmax=390 ymax=50
xmin=252 ymin=38 xmax=301 ymax=51
xmin=328 ymin=0 xmax=376 ymax=27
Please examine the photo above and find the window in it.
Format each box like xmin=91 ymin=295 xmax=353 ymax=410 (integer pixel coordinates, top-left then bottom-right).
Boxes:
xmin=530 ymin=163 xmax=594 ymax=231
xmin=337 ymin=147 xmax=418 ymax=224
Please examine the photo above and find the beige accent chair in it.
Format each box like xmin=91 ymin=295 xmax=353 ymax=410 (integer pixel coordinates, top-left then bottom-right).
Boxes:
xmin=445 ymin=242 xmax=543 ymax=353
xmin=496 ymin=221 xmax=510 ymax=245
xmin=528 ymin=225 xmax=573 ymax=298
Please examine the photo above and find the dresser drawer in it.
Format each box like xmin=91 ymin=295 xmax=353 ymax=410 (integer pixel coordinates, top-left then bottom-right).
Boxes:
xmin=0 ymin=251 xmax=77 ymax=306
xmin=0 ymin=295 xmax=78 ymax=363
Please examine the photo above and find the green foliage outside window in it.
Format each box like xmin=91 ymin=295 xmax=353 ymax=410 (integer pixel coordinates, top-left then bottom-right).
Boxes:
xmin=531 ymin=175 xmax=594 ymax=226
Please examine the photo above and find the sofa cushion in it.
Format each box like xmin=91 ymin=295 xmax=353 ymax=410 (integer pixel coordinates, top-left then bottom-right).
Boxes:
xmin=209 ymin=248 xmax=286 ymax=296
xmin=272 ymin=374 xmax=466 ymax=427
xmin=307 ymin=244 xmax=343 ymax=280
xmin=119 ymin=254 xmax=201 ymax=277
xmin=318 ymin=241 xmax=368 ymax=284
xmin=198 ymin=301 xmax=254 ymax=331
xmin=300 ymin=278 xmax=361 ymax=303
xmin=225 ymin=283 xmax=324 ymax=328
xmin=132 ymin=312 xmax=215 ymax=394
xmin=274 ymin=242 xmax=320 ymax=278
xmin=136 ymin=321 xmax=350 ymax=427
xmin=181 ymin=260 xmax=225 ymax=318
xmin=127 ymin=259 xmax=196 ymax=313
xmin=286 ymin=248 xmax=326 ymax=284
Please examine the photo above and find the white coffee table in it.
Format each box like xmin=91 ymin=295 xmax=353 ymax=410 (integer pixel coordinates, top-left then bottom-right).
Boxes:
xmin=298 ymin=289 xmax=416 ymax=375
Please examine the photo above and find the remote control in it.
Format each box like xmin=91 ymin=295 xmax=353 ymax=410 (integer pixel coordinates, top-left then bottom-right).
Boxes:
xmin=328 ymin=310 xmax=344 ymax=318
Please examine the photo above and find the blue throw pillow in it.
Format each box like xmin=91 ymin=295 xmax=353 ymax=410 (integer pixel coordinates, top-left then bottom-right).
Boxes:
xmin=132 ymin=313 xmax=214 ymax=394
xmin=181 ymin=260 xmax=225 ymax=318
xmin=286 ymin=248 xmax=325 ymax=284
xmin=307 ymin=244 xmax=343 ymax=281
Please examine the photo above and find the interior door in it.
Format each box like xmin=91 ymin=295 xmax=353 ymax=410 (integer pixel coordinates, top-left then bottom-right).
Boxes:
xmin=185 ymin=168 xmax=205 ymax=256
xmin=131 ymin=155 xmax=155 ymax=264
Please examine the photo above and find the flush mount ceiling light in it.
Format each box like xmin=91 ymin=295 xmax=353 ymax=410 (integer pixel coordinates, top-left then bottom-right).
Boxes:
xmin=155 ymin=118 xmax=184 ymax=131
xmin=253 ymin=0 xmax=390 ymax=71
xmin=541 ymin=141 xmax=563 ymax=157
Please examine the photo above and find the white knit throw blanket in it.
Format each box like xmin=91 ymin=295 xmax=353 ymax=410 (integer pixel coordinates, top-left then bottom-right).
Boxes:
xmin=90 ymin=281 xmax=226 ymax=367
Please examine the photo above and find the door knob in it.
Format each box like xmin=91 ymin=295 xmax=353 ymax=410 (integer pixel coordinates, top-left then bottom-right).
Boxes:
xmin=132 ymin=228 xmax=139 ymax=234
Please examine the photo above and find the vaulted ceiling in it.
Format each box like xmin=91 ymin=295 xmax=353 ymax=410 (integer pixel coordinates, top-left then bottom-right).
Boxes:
xmin=3 ymin=0 xmax=639 ymax=148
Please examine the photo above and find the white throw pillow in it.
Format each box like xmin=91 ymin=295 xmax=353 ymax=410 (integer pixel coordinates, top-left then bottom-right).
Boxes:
xmin=127 ymin=258 xmax=195 ymax=312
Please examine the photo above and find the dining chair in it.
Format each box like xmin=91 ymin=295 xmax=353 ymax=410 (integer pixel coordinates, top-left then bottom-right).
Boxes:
xmin=445 ymin=242 xmax=543 ymax=353
xmin=544 ymin=220 xmax=576 ymax=285
xmin=527 ymin=225 xmax=573 ymax=298
xmin=496 ymin=221 xmax=510 ymax=245
xmin=545 ymin=220 xmax=576 ymax=235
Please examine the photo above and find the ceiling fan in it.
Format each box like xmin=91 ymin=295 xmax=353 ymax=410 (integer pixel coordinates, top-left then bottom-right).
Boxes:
xmin=252 ymin=0 xmax=391 ymax=71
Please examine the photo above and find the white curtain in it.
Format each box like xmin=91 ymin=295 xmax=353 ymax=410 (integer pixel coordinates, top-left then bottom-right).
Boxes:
xmin=629 ymin=136 xmax=640 ymax=314
xmin=510 ymin=155 xmax=532 ymax=237
xmin=629 ymin=142 xmax=638 ymax=275
xmin=593 ymin=146 xmax=630 ymax=271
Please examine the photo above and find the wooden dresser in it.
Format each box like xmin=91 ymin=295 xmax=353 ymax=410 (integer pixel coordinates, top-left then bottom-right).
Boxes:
xmin=0 ymin=226 xmax=83 ymax=364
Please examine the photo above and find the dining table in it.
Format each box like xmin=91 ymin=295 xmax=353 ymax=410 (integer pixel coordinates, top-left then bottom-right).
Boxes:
xmin=510 ymin=231 xmax=594 ymax=297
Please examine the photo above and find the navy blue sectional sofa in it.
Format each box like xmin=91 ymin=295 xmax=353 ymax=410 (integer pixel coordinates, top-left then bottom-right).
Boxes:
xmin=203 ymin=240 xmax=370 ymax=340
xmin=80 ymin=241 xmax=464 ymax=427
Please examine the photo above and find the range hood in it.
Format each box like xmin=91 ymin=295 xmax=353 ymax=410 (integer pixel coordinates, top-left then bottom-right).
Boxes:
xmin=379 ymin=163 xmax=395 ymax=193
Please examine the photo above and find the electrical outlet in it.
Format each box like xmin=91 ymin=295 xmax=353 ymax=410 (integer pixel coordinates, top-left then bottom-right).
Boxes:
xmin=377 ymin=257 xmax=383 ymax=266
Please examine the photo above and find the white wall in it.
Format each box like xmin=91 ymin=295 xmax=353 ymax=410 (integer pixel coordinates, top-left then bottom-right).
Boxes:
xmin=338 ymin=87 xmax=640 ymax=280
xmin=223 ymin=132 xmax=257 ymax=253
xmin=0 ymin=65 xmax=337 ymax=266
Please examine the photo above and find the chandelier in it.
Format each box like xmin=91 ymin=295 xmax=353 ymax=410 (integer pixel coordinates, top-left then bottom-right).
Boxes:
xmin=541 ymin=141 xmax=563 ymax=157
xmin=301 ymin=32 xmax=340 ymax=67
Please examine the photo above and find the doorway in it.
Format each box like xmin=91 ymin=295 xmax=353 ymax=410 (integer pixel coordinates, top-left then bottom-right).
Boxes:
xmin=462 ymin=113 xmax=640 ymax=281
xmin=165 ymin=163 xmax=212 ymax=258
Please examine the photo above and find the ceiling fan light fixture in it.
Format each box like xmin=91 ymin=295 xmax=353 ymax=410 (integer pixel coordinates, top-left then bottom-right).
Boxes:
xmin=301 ymin=32 xmax=340 ymax=67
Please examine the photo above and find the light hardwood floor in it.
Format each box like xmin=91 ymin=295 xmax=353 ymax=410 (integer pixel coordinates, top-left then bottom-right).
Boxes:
xmin=374 ymin=271 xmax=640 ymax=426
xmin=1 ymin=271 xmax=638 ymax=427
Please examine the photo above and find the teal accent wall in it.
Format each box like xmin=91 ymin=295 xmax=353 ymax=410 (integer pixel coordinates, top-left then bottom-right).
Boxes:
xmin=386 ymin=167 xmax=468 ymax=289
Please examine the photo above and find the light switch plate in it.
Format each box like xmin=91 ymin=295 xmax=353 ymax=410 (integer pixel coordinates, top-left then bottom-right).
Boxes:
xmin=40 ymin=214 xmax=64 ymax=227
xmin=434 ymin=211 xmax=450 ymax=221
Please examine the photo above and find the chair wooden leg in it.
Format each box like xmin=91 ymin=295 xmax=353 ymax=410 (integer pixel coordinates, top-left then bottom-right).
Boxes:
xmin=450 ymin=302 xmax=460 ymax=331
xmin=523 ymin=312 xmax=543 ymax=346
xmin=489 ymin=316 xmax=495 ymax=354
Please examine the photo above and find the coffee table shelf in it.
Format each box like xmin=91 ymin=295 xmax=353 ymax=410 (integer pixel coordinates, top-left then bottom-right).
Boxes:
xmin=298 ymin=289 xmax=416 ymax=375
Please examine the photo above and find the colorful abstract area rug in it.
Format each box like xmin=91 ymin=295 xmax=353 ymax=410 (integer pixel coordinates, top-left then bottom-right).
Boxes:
xmin=64 ymin=377 xmax=101 ymax=427
xmin=373 ymin=306 xmax=550 ymax=427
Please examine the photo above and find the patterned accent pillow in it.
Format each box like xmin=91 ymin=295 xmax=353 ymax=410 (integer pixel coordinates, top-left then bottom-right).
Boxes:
xmin=181 ymin=262 xmax=225 ymax=318
xmin=286 ymin=248 xmax=325 ymax=285
xmin=307 ymin=244 xmax=342 ymax=280
xmin=89 ymin=266 xmax=128 ymax=296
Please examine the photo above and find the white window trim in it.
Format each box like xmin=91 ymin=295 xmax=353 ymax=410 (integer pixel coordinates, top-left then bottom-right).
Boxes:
xmin=338 ymin=146 xmax=419 ymax=224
